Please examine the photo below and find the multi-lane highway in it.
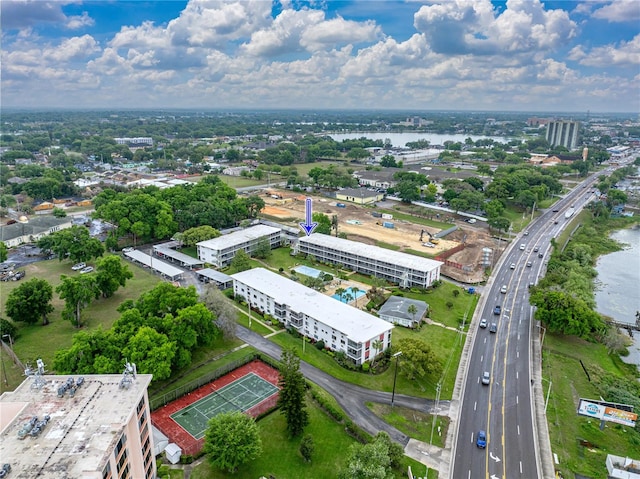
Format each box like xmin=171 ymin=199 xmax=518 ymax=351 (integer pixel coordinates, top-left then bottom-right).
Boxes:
xmin=450 ymin=175 xmax=602 ymax=479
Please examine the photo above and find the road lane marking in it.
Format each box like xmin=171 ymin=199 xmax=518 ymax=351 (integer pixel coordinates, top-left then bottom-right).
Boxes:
xmin=516 ymin=371 xmax=519 ymax=380
xmin=516 ymin=395 xmax=519 ymax=405
xmin=481 ymin=354 xmax=484 ymax=362
xmin=518 ymin=424 xmax=520 ymax=435
xmin=520 ymin=461 xmax=523 ymax=474
xmin=474 ymin=401 xmax=477 ymax=411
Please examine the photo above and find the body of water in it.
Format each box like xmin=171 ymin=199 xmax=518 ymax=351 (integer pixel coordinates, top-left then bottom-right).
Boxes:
xmin=327 ymin=132 xmax=513 ymax=147
xmin=594 ymin=227 xmax=640 ymax=370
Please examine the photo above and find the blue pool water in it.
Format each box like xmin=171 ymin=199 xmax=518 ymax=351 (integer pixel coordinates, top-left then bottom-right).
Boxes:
xmin=332 ymin=290 xmax=366 ymax=303
xmin=293 ymin=265 xmax=328 ymax=279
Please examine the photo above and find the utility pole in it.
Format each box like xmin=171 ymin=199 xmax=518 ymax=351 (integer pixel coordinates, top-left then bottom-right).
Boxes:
xmin=391 ymin=351 xmax=403 ymax=406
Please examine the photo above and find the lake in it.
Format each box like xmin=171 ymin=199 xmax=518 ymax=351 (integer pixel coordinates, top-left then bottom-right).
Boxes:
xmin=327 ymin=132 xmax=513 ymax=147
xmin=594 ymin=227 xmax=640 ymax=371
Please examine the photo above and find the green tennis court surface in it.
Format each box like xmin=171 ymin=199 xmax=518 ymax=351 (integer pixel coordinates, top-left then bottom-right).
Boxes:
xmin=170 ymin=373 xmax=279 ymax=439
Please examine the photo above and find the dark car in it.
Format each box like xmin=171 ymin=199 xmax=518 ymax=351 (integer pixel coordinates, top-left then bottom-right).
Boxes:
xmin=493 ymin=305 xmax=501 ymax=315
xmin=476 ymin=430 xmax=487 ymax=448
xmin=489 ymin=323 xmax=498 ymax=333
xmin=12 ymin=270 xmax=25 ymax=281
xmin=538 ymin=252 xmax=544 ymax=258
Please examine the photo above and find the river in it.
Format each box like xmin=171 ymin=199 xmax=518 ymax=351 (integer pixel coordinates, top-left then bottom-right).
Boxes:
xmin=327 ymin=132 xmax=512 ymax=147
xmin=594 ymin=227 xmax=640 ymax=370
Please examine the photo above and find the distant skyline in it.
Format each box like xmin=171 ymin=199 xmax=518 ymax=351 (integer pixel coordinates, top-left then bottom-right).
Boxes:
xmin=1 ymin=0 xmax=639 ymax=113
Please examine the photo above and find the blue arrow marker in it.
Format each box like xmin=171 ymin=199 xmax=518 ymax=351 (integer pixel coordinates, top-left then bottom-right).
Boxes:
xmin=299 ymin=197 xmax=318 ymax=236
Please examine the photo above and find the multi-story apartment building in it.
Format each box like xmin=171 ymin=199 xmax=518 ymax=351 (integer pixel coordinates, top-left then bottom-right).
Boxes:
xmin=293 ymin=234 xmax=442 ymax=289
xmin=0 ymin=372 xmax=155 ymax=479
xmin=197 ymin=224 xmax=282 ymax=268
xmin=231 ymin=268 xmax=393 ymax=365
xmin=545 ymin=120 xmax=581 ymax=150
xmin=114 ymin=137 xmax=153 ymax=146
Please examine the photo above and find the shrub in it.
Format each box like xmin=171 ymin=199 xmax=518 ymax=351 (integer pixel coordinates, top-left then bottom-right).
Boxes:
xmin=0 ymin=318 xmax=17 ymax=342
xmin=361 ymin=362 xmax=370 ymax=373
xmin=315 ymin=340 xmax=325 ymax=350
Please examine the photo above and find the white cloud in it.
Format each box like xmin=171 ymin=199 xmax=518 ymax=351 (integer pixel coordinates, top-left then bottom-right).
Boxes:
xmin=592 ymin=0 xmax=640 ymax=22
xmin=300 ymin=16 xmax=382 ymax=52
xmin=571 ymin=34 xmax=640 ymax=67
xmin=66 ymin=11 xmax=95 ymax=30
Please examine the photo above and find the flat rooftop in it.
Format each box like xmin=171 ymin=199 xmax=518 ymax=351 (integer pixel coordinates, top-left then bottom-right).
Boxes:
xmin=297 ymin=234 xmax=443 ymax=272
xmin=0 ymin=373 xmax=152 ymax=478
xmin=197 ymin=224 xmax=280 ymax=250
xmin=232 ymin=268 xmax=393 ymax=343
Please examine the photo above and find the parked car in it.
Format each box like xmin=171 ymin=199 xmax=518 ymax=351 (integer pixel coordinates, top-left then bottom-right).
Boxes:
xmin=482 ymin=371 xmax=490 ymax=385
xmin=476 ymin=430 xmax=487 ymax=448
xmin=79 ymin=266 xmax=94 ymax=274
xmin=122 ymin=247 xmax=134 ymax=253
xmin=479 ymin=318 xmax=488 ymax=329
xmin=71 ymin=262 xmax=86 ymax=271
xmin=12 ymin=270 xmax=25 ymax=281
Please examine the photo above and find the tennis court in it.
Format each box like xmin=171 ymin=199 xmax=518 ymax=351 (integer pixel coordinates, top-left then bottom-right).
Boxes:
xmin=170 ymin=372 xmax=279 ymax=439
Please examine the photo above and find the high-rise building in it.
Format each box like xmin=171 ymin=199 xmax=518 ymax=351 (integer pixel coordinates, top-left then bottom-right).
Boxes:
xmin=545 ymin=121 xmax=581 ymax=150
xmin=0 ymin=372 xmax=155 ymax=479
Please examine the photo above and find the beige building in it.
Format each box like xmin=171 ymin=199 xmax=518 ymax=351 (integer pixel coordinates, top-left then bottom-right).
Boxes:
xmin=0 ymin=371 xmax=155 ymax=479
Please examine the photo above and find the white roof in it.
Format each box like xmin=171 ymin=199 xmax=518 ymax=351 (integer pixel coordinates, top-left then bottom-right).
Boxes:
xmin=232 ymin=268 xmax=393 ymax=343
xmin=298 ymin=234 xmax=442 ymax=272
xmin=0 ymin=374 xmax=152 ymax=478
xmin=153 ymin=245 xmax=204 ymax=267
xmin=197 ymin=225 xmax=280 ymax=250
xmin=124 ymin=250 xmax=184 ymax=279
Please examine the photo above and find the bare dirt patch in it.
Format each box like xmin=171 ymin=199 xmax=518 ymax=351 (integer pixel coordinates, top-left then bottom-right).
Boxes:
xmin=260 ymin=192 xmax=501 ymax=284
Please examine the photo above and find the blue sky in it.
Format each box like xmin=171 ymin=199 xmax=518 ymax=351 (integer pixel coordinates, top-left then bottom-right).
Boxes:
xmin=1 ymin=0 xmax=639 ymax=112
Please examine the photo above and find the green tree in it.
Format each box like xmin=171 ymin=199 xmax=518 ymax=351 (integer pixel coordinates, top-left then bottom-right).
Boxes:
xmin=0 ymin=241 xmax=7 ymax=263
xmin=339 ymin=435 xmax=394 ymax=479
xmin=252 ymin=237 xmax=272 ymax=259
xmin=407 ymin=304 xmax=418 ymax=325
xmin=229 ymin=249 xmax=251 ymax=272
xmin=312 ymin=212 xmax=332 ymax=235
xmin=299 ymin=434 xmax=314 ymax=463
xmin=0 ymin=318 xmax=17 ymax=344
xmin=120 ymin=282 xmax=199 ymax=318
xmin=396 ymin=337 xmax=442 ymax=380
xmin=488 ymin=216 xmax=510 ymax=233
xmin=48 ymin=225 xmax=105 ymax=263
xmin=182 ymin=225 xmax=221 ymax=246
xmin=123 ymin=326 xmax=176 ymax=381
xmin=202 ymin=286 xmax=238 ymax=340
xmin=203 ymin=411 xmax=263 ymax=473
xmin=95 ymin=255 xmax=133 ymax=298
xmin=5 ymin=278 xmax=54 ymax=325
xmin=278 ymin=348 xmax=309 ymax=437
xmin=56 ymin=274 xmax=100 ymax=328
xmin=52 ymin=207 xmax=67 ymax=218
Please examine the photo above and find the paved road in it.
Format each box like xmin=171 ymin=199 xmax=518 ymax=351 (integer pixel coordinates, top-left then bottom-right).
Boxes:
xmin=449 ymin=175 xmax=601 ymax=479
xmin=235 ymin=325 xmax=451 ymax=446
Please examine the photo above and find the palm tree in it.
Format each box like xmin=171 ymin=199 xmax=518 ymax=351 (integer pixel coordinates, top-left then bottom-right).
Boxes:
xmin=335 ymin=287 xmax=345 ymax=303
xmin=371 ymin=339 xmax=383 ymax=369
xmin=350 ymin=286 xmax=360 ymax=307
xmin=331 ymin=215 xmax=339 ymax=237
xmin=407 ymin=304 xmax=418 ymax=327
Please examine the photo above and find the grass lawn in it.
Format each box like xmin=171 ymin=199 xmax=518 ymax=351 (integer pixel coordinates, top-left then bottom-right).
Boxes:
xmin=0 ymin=256 xmax=160 ymax=369
xmin=218 ymin=175 xmax=265 ymax=189
xmin=543 ymin=333 xmax=640 ymax=479
xmin=367 ymin=402 xmax=450 ymax=448
xmin=381 ymin=208 xmax=451 ymax=230
xmin=157 ymin=464 xmax=184 ymax=479
xmin=190 ymin=391 xmax=425 ymax=479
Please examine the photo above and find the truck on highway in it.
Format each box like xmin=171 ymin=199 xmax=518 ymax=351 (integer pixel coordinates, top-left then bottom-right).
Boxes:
xmin=564 ymin=207 xmax=575 ymax=219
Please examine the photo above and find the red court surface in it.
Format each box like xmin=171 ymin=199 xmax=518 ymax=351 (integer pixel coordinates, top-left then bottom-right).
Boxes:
xmin=151 ymin=360 xmax=280 ymax=456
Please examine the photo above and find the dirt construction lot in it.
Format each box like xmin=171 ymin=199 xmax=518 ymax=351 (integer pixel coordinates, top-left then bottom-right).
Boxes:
xmin=261 ymin=193 xmax=502 ymax=284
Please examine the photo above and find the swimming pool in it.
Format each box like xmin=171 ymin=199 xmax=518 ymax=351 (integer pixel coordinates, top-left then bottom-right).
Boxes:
xmin=293 ymin=265 xmax=329 ymax=279
xmin=332 ymin=290 xmax=367 ymax=303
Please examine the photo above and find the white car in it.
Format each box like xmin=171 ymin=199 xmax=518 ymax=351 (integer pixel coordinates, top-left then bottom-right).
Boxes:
xmin=479 ymin=318 xmax=488 ymax=329
xmin=519 ymin=244 xmax=525 ymax=250
xmin=500 ymin=285 xmax=507 ymax=294
xmin=122 ymin=247 xmax=134 ymax=253
xmin=510 ymin=263 xmax=516 ymax=269
xmin=71 ymin=262 xmax=86 ymax=271
xmin=482 ymin=371 xmax=490 ymax=385
xmin=79 ymin=266 xmax=94 ymax=274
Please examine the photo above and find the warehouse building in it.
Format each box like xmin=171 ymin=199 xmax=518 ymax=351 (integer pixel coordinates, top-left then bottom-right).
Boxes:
xmin=0 ymin=368 xmax=155 ymax=479
xmin=196 ymin=224 xmax=282 ymax=268
xmin=293 ymin=234 xmax=442 ymax=288
xmin=232 ymin=268 xmax=393 ymax=365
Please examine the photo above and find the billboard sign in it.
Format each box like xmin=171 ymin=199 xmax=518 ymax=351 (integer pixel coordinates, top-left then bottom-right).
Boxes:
xmin=578 ymin=399 xmax=637 ymax=427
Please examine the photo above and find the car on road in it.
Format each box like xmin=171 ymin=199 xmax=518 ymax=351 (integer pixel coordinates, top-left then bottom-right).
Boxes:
xmin=479 ymin=318 xmax=488 ymax=329
xmin=510 ymin=263 xmax=516 ymax=269
xmin=71 ymin=262 xmax=86 ymax=271
xmin=476 ymin=430 xmax=487 ymax=448
xmin=538 ymin=252 xmax=544 ymax=258
xmin=500 ymin=285 xmax=507 ymax=294
xmin=79 ymin=266 xmax=94 ymax=274
xmin=493 ymin=305 xmax=501 ymax=315
xmin=552 ymin=208 xmax=559 ymax=212
xmin=489 ymin=323 xmax=497 ymax=333
xmin=482 ymin=371 xmax=490 ymax=385
xmin=526 ymin=261 xmax=532 ymax=268
xmin=533 ymin=246 xmax=539 ymax=252
xmin=523 ymin=231 xmax=529 ymax=236
xmin=519 ymin=244 xmax=525 ymax=250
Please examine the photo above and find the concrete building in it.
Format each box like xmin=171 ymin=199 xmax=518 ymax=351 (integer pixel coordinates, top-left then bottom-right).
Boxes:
xmin=294 ymin=234 xmax=442 ymax=289
xmin=0 ymin=216 xmax=72 ymax=248
xmin=378 ymin=296 xmax=429 ymax=328
xmin=197 ymin=224 xmax=282 ymax=268
xmin=335 ymin=188 xmax=384 ymax=205
xmin=545 ymin=120 xmax=581 ymax=150
xmin=0 ymin=372 xmax=155 ymax=479
xmin=231 ymin=268 xmax=393 ymax=365
xmin=114 ymin=137 xmax=153 ymax=146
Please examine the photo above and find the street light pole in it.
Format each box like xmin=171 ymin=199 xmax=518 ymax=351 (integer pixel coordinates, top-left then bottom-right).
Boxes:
xmin=391 ymin=351 xmax=402 ymax=406
xmin=2 ymin=334 xmax=13 ymax=349
xmin=543 ymin=377 xmax=552 ymax=413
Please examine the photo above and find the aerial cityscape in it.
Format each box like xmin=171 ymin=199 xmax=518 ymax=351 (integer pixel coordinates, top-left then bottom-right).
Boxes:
xmin=1 ymin=1 xmax=639 ymax=479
